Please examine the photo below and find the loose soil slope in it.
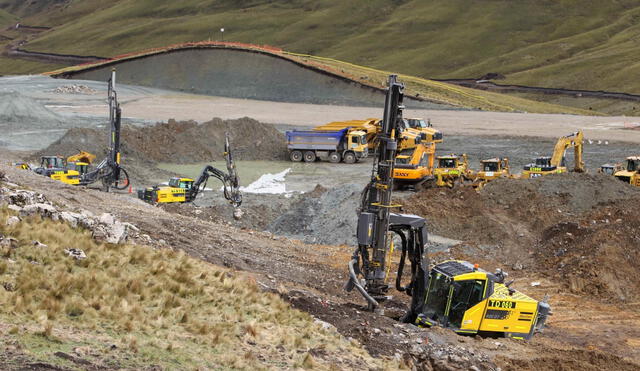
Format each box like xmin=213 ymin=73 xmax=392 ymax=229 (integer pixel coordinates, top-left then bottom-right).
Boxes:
xmin=403 ymin=173 xmax=640 ymax=302
xmin=36 ymin=117 xmax=286 ymax=182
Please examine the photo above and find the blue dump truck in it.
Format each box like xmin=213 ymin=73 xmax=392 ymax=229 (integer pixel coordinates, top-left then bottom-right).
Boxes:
xmin=286 ymin=128 xmax=368 ymax=163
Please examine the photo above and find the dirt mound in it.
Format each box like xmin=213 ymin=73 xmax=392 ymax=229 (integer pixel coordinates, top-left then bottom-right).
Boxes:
xmin=38 ymin=117 xmax=286 ymax=163
xmin=268 ymin=184 xmax=362 ymax=245
xmin=0 ymin=90 xmax=64 ymax=124
xmin=402 ymin=173 xmax=640 ymax=302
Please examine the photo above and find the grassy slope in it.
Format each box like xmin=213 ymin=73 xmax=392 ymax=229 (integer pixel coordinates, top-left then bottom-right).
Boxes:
xmin=4 ymin=0 xmax=640 ymax=94
xmin=0 ymin=206 xmax=386 ymax=369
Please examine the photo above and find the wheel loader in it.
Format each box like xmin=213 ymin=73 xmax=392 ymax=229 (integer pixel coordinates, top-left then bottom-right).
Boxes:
xmin=346 ymin=75 xmax=550 ymax=340
xmin=472 ymin=158 xmax=510 ymax=189
xmin=522 ymin=131 xmax=584 ymax=178
xmin=613 ymin=156 xmax=640 ymax=186
xmin=433 ymin=154 xmax=474 ymax=187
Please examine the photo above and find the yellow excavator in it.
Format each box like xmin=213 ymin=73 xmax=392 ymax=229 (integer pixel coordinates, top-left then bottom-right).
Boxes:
xmin=434 ymin=154 xmax=474 ymax=187
xmin=472 ymin=158 xmax=510 ymax=189
xmin=613 ymin=156 xmax=640 ymax=186
xmin=393 ymin=142 xmax=436 ymax=190
xmin=522 ymin=131 xmax=584 ymax=178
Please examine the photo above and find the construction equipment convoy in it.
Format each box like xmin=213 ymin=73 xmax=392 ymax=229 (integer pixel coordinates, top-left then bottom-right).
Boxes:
xmin=286 ymin=128 xmax=368 ymax=163
xmin=522 ymin=131 xmax=584 ymax=178
xmin=346 ymin=75 xmax=550 ymax=340
xmin=313 ymin=117 xmax=442 ymax=153
xmin=138 ymin=134 xmax=242 ymax=216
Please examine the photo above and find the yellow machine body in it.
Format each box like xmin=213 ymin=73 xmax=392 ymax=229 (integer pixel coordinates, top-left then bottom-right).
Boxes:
xmin=416 ymin=260 xmax=550 ymax=340
xmin=473 ymin=158 xmax=510 ymax=188
xmin=37 ymin=156 xmax=81 ymax=185
xmin=522 ymin=131 xmax=584 ymax=178
xmin=142 ymin=177 xmax=194 ymax=203
xmin=393 ymin=143 xmax=435 ymax=188
xmin=433 ymin=154 xmax=472 ymax=187
xmin=614 ymin=156 xmax=640 ymax=186
xmin=67 ymin=151 xmax=96 ymax=165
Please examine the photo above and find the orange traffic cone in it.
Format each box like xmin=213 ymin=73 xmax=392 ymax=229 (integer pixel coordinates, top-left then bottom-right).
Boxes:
xmin=128 ymin=185 xmax=133 ymax=194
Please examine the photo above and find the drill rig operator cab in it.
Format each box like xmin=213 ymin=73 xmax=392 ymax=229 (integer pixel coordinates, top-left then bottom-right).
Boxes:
xmin=34 ymin=156 xmax=81 ymax=185
xmin=416 ymin=260 xmax=551 ymax=340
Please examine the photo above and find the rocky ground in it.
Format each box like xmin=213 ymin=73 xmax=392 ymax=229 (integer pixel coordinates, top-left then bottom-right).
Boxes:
xmin=2 ymin=154 xmax=640 ymax=370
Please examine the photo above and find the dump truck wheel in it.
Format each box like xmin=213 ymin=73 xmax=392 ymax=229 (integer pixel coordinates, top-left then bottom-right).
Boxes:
xmin=328 ymin=152 xmax=341 ymax=163
xmin=343 ymin=152 xmax=356 ymax=164
xmin=290 ymin=150 xmax=303 ymax=162
xmin=303 ymin=151 xmax=317 ymax=162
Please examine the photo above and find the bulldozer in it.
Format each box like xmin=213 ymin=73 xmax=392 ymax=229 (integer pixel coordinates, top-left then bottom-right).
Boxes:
xmin=346 ymin=75 xmax=550 ymax=340
xmin=138 ymin=134 xmax=242 ymax=216
xmin=392 ymin=142 xmax=436 ymax=190
xmin=472 ymin=158 xmax=510 ymax=189
xmin=613 ymin=156 xmax=640 ymax=186
xmin=434 ymin=154 xmax=474 ymax=187
xmin=522 ymin=131 xmax=584 ymax=178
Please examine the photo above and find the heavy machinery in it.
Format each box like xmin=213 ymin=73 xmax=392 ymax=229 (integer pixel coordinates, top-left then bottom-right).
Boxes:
xmin=415 ymin=260 xmax=551 ymax=340
xmin=434 ymin=154 xmax=474 ymax=187
xmin=472 ymin=158 xmax=510 ymax=189
xmin=78 ymin=70 xmax=130 ymax=191
xmin=346 ymin=76 xmax=551 ymax=338
xmin=313 ymin=117 xmax=442 ymax=153
xmin=286 ymin=128 xmax=368 ymax=163
xmin=392 ymin=142 xmax=436 ymax=190
xmin=599 ymin=163 xmax=622 ymax=176
xmin=33 ymin=156 xmax=81 ymax=185
xmin=138 ymin=134 xmax=242 ymax=214
xmin=522 ymin=131 xmax=584 ymax=178
xmin=346 ymin=75 xmax=429 ymax=322
xmin=613 ymin=156 xmax=640 ymax=186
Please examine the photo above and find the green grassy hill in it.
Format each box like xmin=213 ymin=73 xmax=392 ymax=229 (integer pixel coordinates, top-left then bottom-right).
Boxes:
xmin=2 ymin=0 xmax=640 ymax=95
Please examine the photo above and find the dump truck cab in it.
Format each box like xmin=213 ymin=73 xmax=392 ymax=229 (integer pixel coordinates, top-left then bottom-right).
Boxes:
xmin=404 ymin=118 xmax=443 ymax=144
xmin=614 ymin=156 xmax=640 ymax=186
xmin=34 ymin=156 xmax=81 ymax=185
xmin=416 ymin=260 xmax=550 ymax=340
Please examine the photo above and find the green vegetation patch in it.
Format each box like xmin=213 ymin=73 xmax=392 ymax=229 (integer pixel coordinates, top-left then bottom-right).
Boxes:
xmin=0 ymin=207 xmax=385 ymax=369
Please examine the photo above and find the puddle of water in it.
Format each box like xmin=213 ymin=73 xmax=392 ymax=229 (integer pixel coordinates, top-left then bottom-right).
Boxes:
xmin=157 ymin=160 xmax=373 ymax=193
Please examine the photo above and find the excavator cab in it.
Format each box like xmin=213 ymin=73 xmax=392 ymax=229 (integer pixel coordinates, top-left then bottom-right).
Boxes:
xmin=168 ymin=177 xmax=194 ymax=190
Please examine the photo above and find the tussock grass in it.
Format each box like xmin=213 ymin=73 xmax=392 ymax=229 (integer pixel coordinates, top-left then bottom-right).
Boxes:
xmin=0 ymin=207 xmax=386 ymax=369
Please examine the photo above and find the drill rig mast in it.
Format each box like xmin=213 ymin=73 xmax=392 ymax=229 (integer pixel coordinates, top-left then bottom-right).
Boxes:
xmin=80 ymin=70 xmax=130 ymax=191
xmin=346 ymin=75 xmax=429 ymax=322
